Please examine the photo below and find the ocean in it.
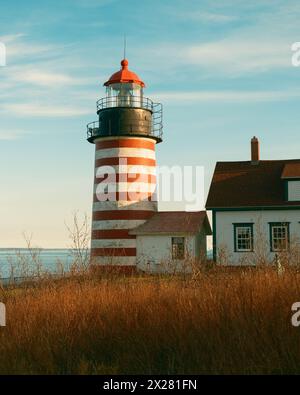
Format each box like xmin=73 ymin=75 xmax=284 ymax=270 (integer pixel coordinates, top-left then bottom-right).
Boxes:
xmin=0 ymin=249 xmax=77 ymax=280
xmin=0 ymin=248 xmax=213 ymax=283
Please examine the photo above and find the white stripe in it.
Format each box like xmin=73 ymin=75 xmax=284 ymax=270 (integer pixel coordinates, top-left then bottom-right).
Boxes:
xmin=92 ymin=219 xmax=146 ymax=230
xmin=91 ymin=239 xmax=136 ymax=248
xmin=95 ymin=165 xmax=157 ymax=176
xmin=91 ymin=256 xmax=136 ymax=266
xmin=93 ymin=201 xmax=157 ymax=211
xmin=95 ymin=147 xmax=156 ymax=160
xmin=94 ymin=182 xmax=156 ymax=194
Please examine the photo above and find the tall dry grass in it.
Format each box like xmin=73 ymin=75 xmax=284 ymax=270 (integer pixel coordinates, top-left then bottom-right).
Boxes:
xmin=0 ymin=267 xmax=300 ymax=374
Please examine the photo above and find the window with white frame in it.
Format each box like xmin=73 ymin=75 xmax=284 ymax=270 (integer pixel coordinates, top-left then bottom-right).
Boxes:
xmin=233 ymin=223 xmax=253 ymax=252
xmin=172 ymin=237 xmax=185 ymax=260
xmin=269 ymin=223 xmax=289 ymax=252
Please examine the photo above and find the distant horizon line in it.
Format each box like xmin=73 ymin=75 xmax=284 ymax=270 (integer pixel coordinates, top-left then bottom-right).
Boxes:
xmin=1 ymin=247 xmax=213 ymax=252
xmin=0 ymin=248 xmax=87 ymax=251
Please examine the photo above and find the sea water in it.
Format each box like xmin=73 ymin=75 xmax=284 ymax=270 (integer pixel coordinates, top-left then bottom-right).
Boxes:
xmin=0 ymin=249 xmax=77 ymax=280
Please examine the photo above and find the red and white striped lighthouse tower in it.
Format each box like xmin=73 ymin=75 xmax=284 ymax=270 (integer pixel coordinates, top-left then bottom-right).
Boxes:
xmin=87 ymin=58 xmax=163 ymax=271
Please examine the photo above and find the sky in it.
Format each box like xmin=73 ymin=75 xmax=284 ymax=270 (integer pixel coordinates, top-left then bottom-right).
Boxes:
xmin=1 ymin=0 xmax=300 ymax=247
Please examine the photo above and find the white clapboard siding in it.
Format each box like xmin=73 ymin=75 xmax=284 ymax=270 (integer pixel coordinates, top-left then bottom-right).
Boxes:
xmin=91 ymin=256 xmax=136 ymax=266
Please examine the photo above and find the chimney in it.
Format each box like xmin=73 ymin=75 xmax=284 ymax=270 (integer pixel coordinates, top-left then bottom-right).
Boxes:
xmin=251 ymin=136 xmax=260 ymax=163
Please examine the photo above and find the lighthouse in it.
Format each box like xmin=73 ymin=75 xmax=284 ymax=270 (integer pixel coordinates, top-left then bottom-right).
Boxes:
xmin=87 ymin=58 xmax=163 ymax=271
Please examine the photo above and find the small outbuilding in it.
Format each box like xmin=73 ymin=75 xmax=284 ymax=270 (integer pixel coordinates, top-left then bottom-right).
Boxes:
xmin=129 ymin=211 xmax=212 ymax=273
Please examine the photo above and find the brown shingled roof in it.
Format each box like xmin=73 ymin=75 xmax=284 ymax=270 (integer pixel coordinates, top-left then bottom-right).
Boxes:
xmin=129 ymin=211 xmax=212 ymax=235
xmin=206 ymin=159 xmax=300 ymax=209
xmin=281 ymin=163 xmax=300 ymax=179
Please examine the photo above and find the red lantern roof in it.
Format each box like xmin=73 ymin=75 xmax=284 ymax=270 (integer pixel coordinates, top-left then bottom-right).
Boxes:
xmin=104 ymin=59 xmax=145 ymax=87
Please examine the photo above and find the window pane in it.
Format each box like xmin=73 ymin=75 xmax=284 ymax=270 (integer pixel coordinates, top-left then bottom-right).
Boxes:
xmin=235 ymin=226 xmax=252 ymax=252
xmin=172 ymin=237 xmax=185 ymax=260
xmin=271 ymin=225 xmax=288 ymax=251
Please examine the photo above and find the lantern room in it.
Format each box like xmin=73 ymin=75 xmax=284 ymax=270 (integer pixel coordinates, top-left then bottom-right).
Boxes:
xmin=104 ymin=59 xmax=145 ymax=108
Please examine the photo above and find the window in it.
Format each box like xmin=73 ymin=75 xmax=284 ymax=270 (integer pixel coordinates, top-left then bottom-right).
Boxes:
xmin=269 ymin=223 xmax=290 ymax=252
xmin=287 ymin=180 xmax=300 ymax=202
xmin=233 ymin=223 xmax=254 ymax=252
xmin=172 ymin=237 xmax=185 ymax=260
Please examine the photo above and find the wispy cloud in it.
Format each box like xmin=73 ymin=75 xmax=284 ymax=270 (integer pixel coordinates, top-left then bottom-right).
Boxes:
xmin=2 ymin=103 xmax=91 ymax=117
xmin=0 ymin=33 xmax=26 ymax=43
xmin=144 ymin=37 xmax=291 ymax=78
xmin=184 ymin=39 xmax=290 ymax=74
xmin=0 ymin=129 xmax=30 ymax=141
xmin=8 ymin=68 xmax=88 ymax=87
xmin=181 ymin=11 xmax=238 ymax=23
xmin=0 ymin=33 xmax=69 ymax=65
xmin=0 ymin=34 xmax=98 ymax=118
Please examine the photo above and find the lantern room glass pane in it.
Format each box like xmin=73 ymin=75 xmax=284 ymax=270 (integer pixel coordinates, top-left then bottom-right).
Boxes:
xmin=106 ymin=83 xmax=143 ymax=107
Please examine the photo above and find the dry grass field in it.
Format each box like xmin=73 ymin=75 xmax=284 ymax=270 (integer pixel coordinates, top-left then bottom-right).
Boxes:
xmin=0 ymin=266 xmax=300 ymax=375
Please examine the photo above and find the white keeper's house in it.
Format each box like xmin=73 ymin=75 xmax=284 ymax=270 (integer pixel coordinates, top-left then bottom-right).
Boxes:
xmin=206 ymin=137 xmax=300 ymax=265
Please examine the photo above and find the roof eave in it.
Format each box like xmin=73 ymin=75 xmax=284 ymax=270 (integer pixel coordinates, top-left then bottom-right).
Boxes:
xmin=206 ymin=205 xmax=300 ymax=210
xmin=281 ymin=176 xmax=300 ymax=180
xmin=129 ymin=231 xmax=198 ymax=236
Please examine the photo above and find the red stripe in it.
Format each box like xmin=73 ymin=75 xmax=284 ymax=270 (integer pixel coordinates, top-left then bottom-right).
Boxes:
xmin=96 ymin=139 xmax=155 ymax=150
xmin=91 ymin=248 xmax=136 ymax=257
xmin=94 ymin=173 xmax=156 ymax=184
xmin=93 ymin=192 xmax=157 ymax=202
xmin=92 ymin=210 xmax=154 ymax=221
xmin=95 ymin=157 xmax=156 ymax=167
xmin=92 ymin=229 xmax=136 ymax=239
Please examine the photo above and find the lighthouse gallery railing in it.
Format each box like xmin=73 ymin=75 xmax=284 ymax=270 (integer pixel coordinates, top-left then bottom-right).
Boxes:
xmin=87 ymin=95 xmax=163 ymax=141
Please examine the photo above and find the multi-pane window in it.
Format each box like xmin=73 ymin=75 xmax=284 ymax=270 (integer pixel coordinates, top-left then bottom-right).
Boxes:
xmin=233 ymin=224 xmax=253 ymax=252
xmin=172 ymin=237 xmax=185 ymax=260
xmin=270 ymin=223 xmax=289 ymax=252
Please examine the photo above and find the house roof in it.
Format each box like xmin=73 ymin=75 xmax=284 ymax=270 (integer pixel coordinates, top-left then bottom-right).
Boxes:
xmin=281 ymin=163 xmax=300 ymax=179
xmin=129 ymin=211 xmax=212 ymax=235
xmin=206 ymin=159 xmax=300 ymax=209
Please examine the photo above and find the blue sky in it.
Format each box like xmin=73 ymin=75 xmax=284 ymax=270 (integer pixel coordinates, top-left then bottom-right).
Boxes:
xmin=1 ymin=0 xmax=300 ymax=247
